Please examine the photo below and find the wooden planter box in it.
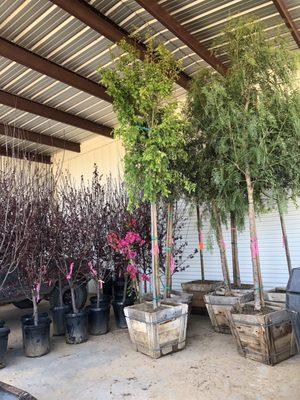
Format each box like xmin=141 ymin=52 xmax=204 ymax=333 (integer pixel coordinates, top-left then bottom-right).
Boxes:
xmin=143 ymin=291 xmax=193 ymax=316
xmin=204 ymin=288 xmax=254 ymax=334
xmin=181 ymin=280 xmax=223 ymax=314
xmin=124 ymin=301 xmax=188 ymax=358
xmin=264 ymin=287 xmax=286 ymax=309
xmin=227 ymin=305 xmax=296 ymax=365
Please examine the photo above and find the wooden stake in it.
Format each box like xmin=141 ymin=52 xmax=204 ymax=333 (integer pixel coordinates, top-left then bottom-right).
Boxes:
xmin=230 ymin=211 xmax=241 ymax=287
xmin=165 ymin=202 xmax=174 ymax=298
xmin=196 ymin=204 xmax=205 ymax=281
xmin=212 ymin=204 xmax=231 ymax=293
xmin=151 ymin=202 xmax=160 ymax=309
xmin=277 ymin=200 xmax=292 ymax=274
xmin=245 ymin=168 xmax=264 ymax=310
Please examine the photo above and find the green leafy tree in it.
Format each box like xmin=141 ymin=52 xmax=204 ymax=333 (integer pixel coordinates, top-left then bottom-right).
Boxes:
xmin=187 ymin=18 xmax=300 ymax=310
xmin=100 ymin=39 xmax=192 ymax=308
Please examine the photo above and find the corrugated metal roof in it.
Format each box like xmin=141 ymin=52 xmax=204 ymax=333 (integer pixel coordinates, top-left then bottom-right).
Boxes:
xmin=0 ymin=0 xmax=299 ymax=158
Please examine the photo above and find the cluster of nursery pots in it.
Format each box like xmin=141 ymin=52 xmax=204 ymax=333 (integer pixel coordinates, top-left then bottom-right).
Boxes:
xmin=0 ymin=280 xmax=135 ymax=367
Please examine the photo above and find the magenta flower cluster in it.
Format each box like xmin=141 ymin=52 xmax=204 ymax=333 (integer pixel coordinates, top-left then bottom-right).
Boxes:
xmin=107 ymin=230 xmax=148 ymax=281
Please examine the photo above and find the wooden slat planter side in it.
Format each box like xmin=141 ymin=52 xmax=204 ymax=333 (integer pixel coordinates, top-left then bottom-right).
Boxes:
xmin=264 ymin=288 xmax=286 ymax=309
xmin=181 ymin=280 xmax=223 ymax=314
xmin=227 ymin=308 xmax=296 ymax=365
xmin=204 ymin=290 xmax=254 ymax=334
xmin=124 ymin=302 xmax=188 ymax=358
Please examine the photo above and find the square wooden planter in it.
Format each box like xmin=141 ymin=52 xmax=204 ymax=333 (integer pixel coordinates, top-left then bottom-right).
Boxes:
xmin=124 ymin=301 xmax=188 ymax=358
xmin=263 ymin=287 xmax=286 ymax=310
xmin=227 ymin=305 xmax=296 ymax=365
xmin=181 ymin=280 xmax=223 ymax=314
xmin=204 ymin=288 xmax=254 ymax=334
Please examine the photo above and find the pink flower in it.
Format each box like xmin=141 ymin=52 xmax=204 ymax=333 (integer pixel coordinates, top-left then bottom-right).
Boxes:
xmin=141 ymin=273 xmax=150 ymax=282
xmin=127 ymin=264 xmax=138 ymax=280
xmin=127 ymin=250 xmax=137 ymax=259
xmin=125 ymin=231 xmax=141 ymax=245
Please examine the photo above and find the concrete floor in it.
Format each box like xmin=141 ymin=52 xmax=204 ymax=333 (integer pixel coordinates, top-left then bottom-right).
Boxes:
xmin=0 ymin=302 xmax=299 ymax=400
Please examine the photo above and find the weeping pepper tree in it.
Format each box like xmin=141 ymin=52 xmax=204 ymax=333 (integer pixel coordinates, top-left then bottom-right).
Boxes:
xmin=185 ymin=83 xmax=238 ymax=293
xmin=101 ymin=39 xmax=192 ymax=309
xmin=263 ymin=89 xmax=300 ymax=275
xmin=197 ymin=18 xmax=299 ymax=310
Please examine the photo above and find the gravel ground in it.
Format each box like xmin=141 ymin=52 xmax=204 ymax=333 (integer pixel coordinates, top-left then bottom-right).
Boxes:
xmin=0 ymin=302 xmax=299 ymax=400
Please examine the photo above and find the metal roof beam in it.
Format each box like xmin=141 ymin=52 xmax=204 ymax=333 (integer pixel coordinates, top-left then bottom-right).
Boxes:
xmin=0 ymin=37 xmax=112 ymax=103
xmin=272 ymin=0 xmax=300 ymax=48
xmin=0 ymin=90 xmax=113 ymax=139
xmin=135 ymin=0 xmax=227 ymax=75
xmin=0 ymin=123 xmax=81 ymax=153
xmin=49 ymin=0 xmax=191 ymax=90
xmin=0 ymin=146 xmax=51 ymax=164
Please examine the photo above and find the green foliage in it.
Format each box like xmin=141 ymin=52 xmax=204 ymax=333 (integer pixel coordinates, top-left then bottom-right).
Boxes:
xmin=100 ymin=39 xmax=193 ymax=206
xmin=186 ymin=17 xmax=300 ymax=226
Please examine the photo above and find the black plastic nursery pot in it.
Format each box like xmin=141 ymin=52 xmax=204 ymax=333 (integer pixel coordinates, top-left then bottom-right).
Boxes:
xmin=90 ymin=294 xmax=111 ymax=307
xmin=0 ymin=320 xmax=5 ymax=328
xmin=0 ymin=327 xmax=10 ymax=368
xmin=112 ymin=298 xmax=134 ymax=329
xmin=21 ymin=312 xmax=49 ymax=325
xmin=88 ymin=303 xmax=110 ymax=335
xmin=23 ymin=317 xmax=51 ymax=358
xmin=65 ymin=310 xmax=88 ymax=344
xmin=51 ymin=305 xmax=71 ymax=336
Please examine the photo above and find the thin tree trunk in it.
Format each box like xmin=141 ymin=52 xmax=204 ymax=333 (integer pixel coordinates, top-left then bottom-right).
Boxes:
xmin=151 ymin=202 xmax=160 ymax=309
xmin=196 ymin=204 xmax=205 ymax=281
xmin=70 ymin=286 xmax=78 ymax=314
xmin=58 ymin=273 xmax=63 ymax=307
xmin=32 ymin=290 xmax=38 ymax=326
xmin=165 ymin=203 xmax=174 ymax=298
xmin=245 ymin=168 xmax=264 ymax=310
xmin=230 ymin=211 xmax=241 ymax=288
xmin=277 ymin=200 xmax=292 ymax=274
xmin=96 ymin=280 xmax=100 ymax=308
xmin=212 ymin=204 xmax=231 ymax=293
xmin=122 ymin=273 xmax=128 ymax=304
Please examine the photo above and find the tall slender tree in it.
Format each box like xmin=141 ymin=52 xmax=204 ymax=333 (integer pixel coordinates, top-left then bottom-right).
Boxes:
xmin=188 ymin=18 xmax=300 ymax=310
xmin=101 ymin=40 xmax=193 ymax=309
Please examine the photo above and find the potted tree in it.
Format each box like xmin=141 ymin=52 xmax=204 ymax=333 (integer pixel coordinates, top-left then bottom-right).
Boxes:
xmin=85 ymin=166 xmax=113 ymax=335
xmin=101 ymin=39 xmax=192 ymax=358
xmin=263 ymin=90 xmax=300 ymax=308
xmin=19 ymin=168 xmax=53 ymax=357
xmin=56 ymin=174 xmax=92 ymax=344
xmin=200 ymin=18 xmax=299 ymax=364
xmin=186 ymin=70 xmax=253 ymax=332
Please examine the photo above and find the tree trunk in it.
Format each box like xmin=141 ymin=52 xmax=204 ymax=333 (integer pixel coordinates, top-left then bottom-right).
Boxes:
xmin=122 ymin=273 xmax=129 ymax=304
xmin=70 ymin=286 xmax=78 ymax=314
xmin=196 ymin=204 xmax=205 ymax=281
xmin=230 ymin=211 xmax=241 ymax=288
xmin=245 ymin=168 xmax=264 ymax=310
xmin=32 ymin=290 xmax=38 ymax=326
xmin=151 ymin=202 xmax=160 ymax=309
xmin=58 ymin=273 xmax=63 ymax=307
xmin=165 ymin=202 xmax=174 ymax=298
xmin=96 ymin=280 xmax=100 ymax=308
xmin=277 ymin=200 xmax=292 ymax=274
xmin=212 ymin=204 xmax=231 ymax=293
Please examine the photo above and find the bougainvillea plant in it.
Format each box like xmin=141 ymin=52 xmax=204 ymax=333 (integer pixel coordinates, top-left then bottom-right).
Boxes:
xmin=108 ymin=230 xmax=147 ymax=302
